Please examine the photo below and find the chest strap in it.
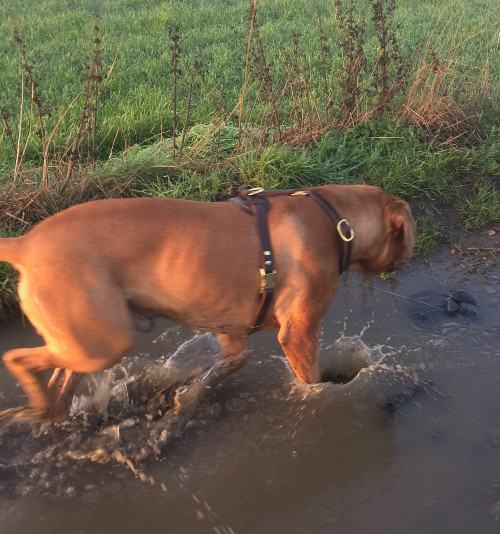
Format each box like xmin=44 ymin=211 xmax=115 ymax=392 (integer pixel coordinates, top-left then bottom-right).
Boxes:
xmin=236 ymin=187 xmax=354 ymax=332
xmin=238 ymin=189 xmax=277 ymax=331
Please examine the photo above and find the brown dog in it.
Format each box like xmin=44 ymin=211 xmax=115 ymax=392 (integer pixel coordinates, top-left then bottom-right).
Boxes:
xmin=0 ymin=185 xmax=413 ymax=420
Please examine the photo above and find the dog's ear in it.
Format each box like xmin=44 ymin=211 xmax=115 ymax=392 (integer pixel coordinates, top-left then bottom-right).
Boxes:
xmin=390 ymin=210 xmax=405 ymax=230
xmin=387 ymin=201 xmax=410 ymax=236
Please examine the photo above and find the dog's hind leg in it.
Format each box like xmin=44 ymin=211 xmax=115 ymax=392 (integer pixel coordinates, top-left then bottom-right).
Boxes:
xmin=7 ymin=277 xmax=135 ymax=421
xmin=47 ymin=369 xmax=84 ymax=421
xmin=174 ymin=333 xmax=249 ymax=414
xmin=3 ymin=346 xmax=58 ymax=420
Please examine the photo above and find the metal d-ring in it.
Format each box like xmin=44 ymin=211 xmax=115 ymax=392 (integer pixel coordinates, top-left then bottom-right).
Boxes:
xmin=337 ymin=219 xmax=354 ymax=242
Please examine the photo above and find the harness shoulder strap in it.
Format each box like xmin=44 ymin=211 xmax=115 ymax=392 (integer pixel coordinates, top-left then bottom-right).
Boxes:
xmin=235 ymin=187 xmax=354 ymax=332
xmin=306 ymin=190 xmax=353 ymax=273
xmin=238 ymin=191 xmax=277 ymax=332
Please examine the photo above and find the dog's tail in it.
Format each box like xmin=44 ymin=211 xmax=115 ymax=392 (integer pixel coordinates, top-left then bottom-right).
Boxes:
xmin=0 ymin=236 xmax=26 ymax=267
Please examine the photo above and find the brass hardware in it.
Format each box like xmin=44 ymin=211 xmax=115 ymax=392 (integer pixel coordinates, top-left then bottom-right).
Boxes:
xmin=337 ymin=219 xmax=354 ymax=242
xmin=260 ymin=269 xmax=277 ymax=291
xmin=290 ymin=190 xmax=309 ymax=196
xmin=247 ymin=187 xmax=264 ymax=196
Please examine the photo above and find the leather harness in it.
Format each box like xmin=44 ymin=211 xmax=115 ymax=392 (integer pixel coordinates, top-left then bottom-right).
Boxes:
xmin=233 ymin=187 xmax=354 ymax=332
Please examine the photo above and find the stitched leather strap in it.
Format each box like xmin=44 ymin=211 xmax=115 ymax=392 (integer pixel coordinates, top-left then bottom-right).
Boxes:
xmin=236 ymin=187 xmax=353 ymax=332
xmin=306 ymin=190 xmax=353 ymax=273
xmin=246 ymin=196 xmax=276 ymax=331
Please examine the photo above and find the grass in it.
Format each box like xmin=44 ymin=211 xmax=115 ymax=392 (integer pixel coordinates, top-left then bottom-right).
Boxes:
xmin=458 ymin=180 xmax=500 ymax=229
xmin=132 ymin=169 xmax=228 ymax=202
xmin=0 ymin=0 xmax=499 ymax=313
xmin=413 ymin=216 xmax=445 ymax=256
xmin=1 ymin=0 xmax=499 ymax=168
xmin=0 ymin=226 xmax=24 ymax=318
xmin=96 ymin=118 xmax=499 ymax=203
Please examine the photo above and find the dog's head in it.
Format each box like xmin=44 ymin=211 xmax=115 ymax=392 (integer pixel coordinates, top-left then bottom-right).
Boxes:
xmin=353 ymin=195 xmax=415 ymax=276
xmin=383 ymin=198 xmax=415 ymax=272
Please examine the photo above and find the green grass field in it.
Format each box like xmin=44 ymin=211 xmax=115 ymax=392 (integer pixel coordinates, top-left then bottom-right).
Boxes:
xmin=1 ymin=0 xmax=498 ymax=168
xmin=0 ymin=0 xmax=499 ymax=314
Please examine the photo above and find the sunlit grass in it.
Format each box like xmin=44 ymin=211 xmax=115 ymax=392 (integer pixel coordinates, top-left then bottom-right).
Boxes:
xmin=0 ymin=0 xmax=497 ymax=311
xmin=1 ymin=0 xmax=498 ymax=168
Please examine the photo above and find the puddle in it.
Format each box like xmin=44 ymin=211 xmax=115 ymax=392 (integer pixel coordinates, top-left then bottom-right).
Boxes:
xmin=0 ymin=255 xmax=499 ymax=534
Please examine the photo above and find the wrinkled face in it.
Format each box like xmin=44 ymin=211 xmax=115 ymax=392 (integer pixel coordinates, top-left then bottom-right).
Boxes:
xmin=384 ymin=214 xmax=415 ymax=273
xmin=356 ymin=199 xmax=415 ymax=276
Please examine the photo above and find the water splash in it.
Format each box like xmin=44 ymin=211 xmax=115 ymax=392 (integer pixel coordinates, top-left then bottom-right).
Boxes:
xmin=70 ymin=366 xmax=134 ymax=420
xmin=319 ymin=334 xmax=388 ymax=384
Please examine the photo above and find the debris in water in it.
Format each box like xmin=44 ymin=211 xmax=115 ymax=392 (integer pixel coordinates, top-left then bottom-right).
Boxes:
xmin=383 ymin=379 xmax=440 ymax=417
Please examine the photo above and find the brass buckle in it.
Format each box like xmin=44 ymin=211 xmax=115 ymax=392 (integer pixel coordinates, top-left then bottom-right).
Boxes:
xmin=260 ymin=269 xmax=277 ymax=291
xmin=247 ymin=187 xmax=264 ymax=196
xmin=337 ymin=219 xmax=354 ymax=242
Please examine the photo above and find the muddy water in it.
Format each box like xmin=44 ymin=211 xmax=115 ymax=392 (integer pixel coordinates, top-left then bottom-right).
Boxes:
xmin=0 ymin=257 xmax=499 ymax=534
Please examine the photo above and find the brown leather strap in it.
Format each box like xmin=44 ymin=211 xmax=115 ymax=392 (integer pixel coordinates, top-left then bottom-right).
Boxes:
xmin=306 ymin=190 xmax=353 ymax=273
xmin=236 ymin=187 xmax=353 ymax=332
xmin=246 ymin=196 xmax=276 ymax=331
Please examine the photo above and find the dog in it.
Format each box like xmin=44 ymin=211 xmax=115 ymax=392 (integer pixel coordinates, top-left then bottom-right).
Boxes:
xmin=0 ymin=184 xmax=414 ymax=421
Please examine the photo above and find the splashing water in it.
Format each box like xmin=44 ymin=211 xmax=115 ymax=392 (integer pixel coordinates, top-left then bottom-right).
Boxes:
xmin=0 ymin=323 xmax=428 ymax=499
xmin=70 ymin=366 xmax=134 ymax=420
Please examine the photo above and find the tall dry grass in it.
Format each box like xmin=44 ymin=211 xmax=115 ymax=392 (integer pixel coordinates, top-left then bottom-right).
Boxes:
xmin=401 ymin=13 xmax=498 ymax=143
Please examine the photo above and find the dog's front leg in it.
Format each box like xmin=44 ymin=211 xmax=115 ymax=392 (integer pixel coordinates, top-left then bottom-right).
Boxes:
xmin=174 ymin=333 xmax=249 ymax=414
xmin=278 ymin=320 xmax=322 ymax=384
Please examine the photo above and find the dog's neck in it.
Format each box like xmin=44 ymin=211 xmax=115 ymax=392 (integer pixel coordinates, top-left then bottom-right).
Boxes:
xmin=315 ymin=184 xmax=406 ymax=276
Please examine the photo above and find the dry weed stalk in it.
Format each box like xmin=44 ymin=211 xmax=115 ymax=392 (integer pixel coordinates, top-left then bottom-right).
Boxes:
xmin=371 ymin=0 xmax=407 ymax=116
xmin=179 ymin=58 xmax=204 ymax=158
xmin=316 ymin=5 xmax=331 ymax=122
xmin=11 ymin=13 xmax=49 ymax=185
xmin=88 ymin=17 xmax=103 ymax=168
xmin=400 ymin=15 xmax=494 ymax=142
xmin=169 ymin=22 xmax=181 ymax=158
xmin=0 ymin=96 xmax=16 ymax=155
xmin=334 ymin=0 xmax=367 ymax=125
xmin=237 ymin=0 xmax=259 ymax=149
xmin=245 ymin=0 xmax=283 ymax=145
xmin=62 ymin=17 xmax=105 ymax=192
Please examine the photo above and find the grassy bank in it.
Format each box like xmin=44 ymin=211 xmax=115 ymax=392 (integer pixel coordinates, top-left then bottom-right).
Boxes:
xmin=1 ymin=0 xmax=499 ymax=167
xmin=0 ymin=0 xmax=499 ymax=315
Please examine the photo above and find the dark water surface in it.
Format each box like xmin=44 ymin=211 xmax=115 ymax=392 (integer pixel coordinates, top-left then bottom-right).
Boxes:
xmin=0 ymin=258 xmax=499 ymax=534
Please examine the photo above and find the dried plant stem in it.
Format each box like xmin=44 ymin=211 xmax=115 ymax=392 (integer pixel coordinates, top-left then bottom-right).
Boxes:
xmin=11 ymin=13 xmax=49 ymax=186
xmin=316 ymin=5 xmax=330 ymax=122
xmin=89 ymin=19 xmax=102 ymax=169
xmin=249 ymin=23 xmax=282 ymax=144
xmin=0 ymin=97 xmax=16 ymax=155
xmin=169 ymin=23 xmax=181 ymax=159
xmin=179 ymin=72 xmax=194 ymax=159
xmin=13 ymin=71 xmax=25 ymax=183
xmin=238 ymin=0 xmax=258 ymax=150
